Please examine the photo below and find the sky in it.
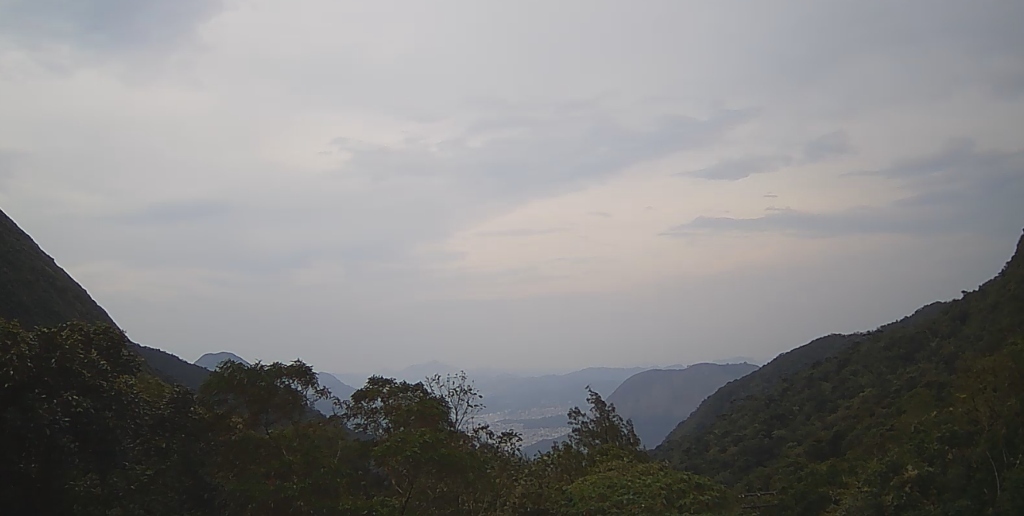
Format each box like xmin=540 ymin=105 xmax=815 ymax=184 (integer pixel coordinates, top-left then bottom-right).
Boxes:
xmin=1 ymin=0 xmax=1022 ymax=375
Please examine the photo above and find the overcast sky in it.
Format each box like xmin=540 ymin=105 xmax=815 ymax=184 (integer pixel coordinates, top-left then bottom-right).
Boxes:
xmin=1 ymin=0 xmax=1022 ymax=374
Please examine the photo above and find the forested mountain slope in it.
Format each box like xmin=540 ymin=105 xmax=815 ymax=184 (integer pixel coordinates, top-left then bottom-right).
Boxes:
xmin=654 ymin=231 xmax=1024 ymax=514
xmin=0 ymin=208 xmax=209 ymax=389
xmin=607 ymin=362 xmax=758 ymax=448
xmin=660 ymin=301 xmax=949 ymax=448
xmin=0 ymin=209 xmax=116 ymax=328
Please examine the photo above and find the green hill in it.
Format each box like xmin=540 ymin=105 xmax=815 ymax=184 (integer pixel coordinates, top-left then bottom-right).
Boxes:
xmin=654 ymin=230 xmax=1024 ymax=514
xmin=0 ymin=208 xmax=209 ymax=389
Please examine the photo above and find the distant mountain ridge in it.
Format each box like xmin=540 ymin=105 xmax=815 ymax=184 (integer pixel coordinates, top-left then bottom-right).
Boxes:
xmin=0 ymin=208 xmax=211 ymax=389
xmin=195 ymin=352 xmax=251 ymax=370
xmin=607 ymin=362 xmax=759 ymax=448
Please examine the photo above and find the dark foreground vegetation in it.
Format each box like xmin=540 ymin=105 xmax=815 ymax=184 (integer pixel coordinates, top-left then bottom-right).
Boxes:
xmin=0 ymin=320 xmax=730 ymax=515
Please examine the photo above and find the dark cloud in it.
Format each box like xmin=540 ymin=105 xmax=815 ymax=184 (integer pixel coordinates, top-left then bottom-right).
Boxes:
xmin=678 ymin=130 xmax=853 ymax=181
xmin=803 ymin=131 xmax=854 ymax=162
xmin=665 ymin=141 xmax=1024 ymax=238
xmin=589 ymin=211 xmax=612 ymax=218
xmin=681 ymin=155 xmax=793 ymax=181
xmin=856 ymin=138 xmax=983 ymax=178
xmin=0 ymin=0 xmax=223 ymax=52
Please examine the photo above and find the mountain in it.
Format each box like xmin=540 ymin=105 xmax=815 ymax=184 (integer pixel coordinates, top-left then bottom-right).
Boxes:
xmin=659 ymin=300 xmax=950 ymax=445
xmin=474 ymin=366 xmax=652 ymax=414
xmin=195 ymin=351 xmax=251 ymax=370
xmin=0 ymin=209 xmax=116 ymax=329
xmin=709 ymin=356 xmax=761 ymax=366
xmin=0 ymin=208 xmax=210 ymax=389
xmin=314 ymin=372 xmax=357 ymax=415
xmin=194 ymin=350 xmax=355 ymax=415
xmin=653 ymin=230 xmax=1024 ymax=514
xmin=607 ymin=362 xmax=759 ymax=448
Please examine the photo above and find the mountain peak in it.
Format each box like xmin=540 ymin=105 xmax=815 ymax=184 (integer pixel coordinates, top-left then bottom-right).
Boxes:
xmin=1007 ymin=229 xmax=1024 ymax=275
xmin=195 ymin=351 xmax=251 ymax=371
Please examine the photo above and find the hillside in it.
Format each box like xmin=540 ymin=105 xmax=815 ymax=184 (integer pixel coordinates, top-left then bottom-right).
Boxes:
xmin=660 ymin=300 xmax=950 ymax=445
xmin=0 ymin=208 xmax=210 ymax=389
xmin=315 ymin=372 xmax=357 ymax=414
xmin=654 ymin=230 xmax=1024 ymax=514
xmin=607 ymin=362 xmax=758 ymax=448
xmin=0 ymin=209 xmax=116 ymax=328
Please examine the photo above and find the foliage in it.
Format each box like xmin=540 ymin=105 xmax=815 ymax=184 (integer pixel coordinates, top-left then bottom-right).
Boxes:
xmin=656 ymin=231 xmax=1024 ymax=514
xmin=563 ymin=460 xmax=728 ymax=516
xmin=0 ymin=324 xmax=729 ymax=515
xmin=0 ymin=320 xmax=214 ymax=515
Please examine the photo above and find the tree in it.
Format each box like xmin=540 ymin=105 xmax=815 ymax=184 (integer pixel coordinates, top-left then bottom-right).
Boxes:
xmin=0 ymin=320 xmax=214 ymax=515
xmin=563 ymin=460 xmax=729 ymax=516
xmin=199 ymin=360 xmax=329 ymax=433
xmin=199 ymin=359 xmax=377 ymax=515
xmin=566 ymin=387 xmax=644 ymax=460
xmin=425 ymin=370 xmax=485 ymax=432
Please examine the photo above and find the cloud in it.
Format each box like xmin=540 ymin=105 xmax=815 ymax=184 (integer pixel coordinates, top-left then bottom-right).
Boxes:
xmin=0 ymin=150 xmax=23 ymax=189
xmin=991 ymin=68 xmax=1024 ymax=100
xmin=802 ymin=131 xmax=854 ymax=162
xmin=683 ymin=155 xmax=794 ymax=181
xmin=677 ymin=130 xmax=854 ymax=181
xmin=0 ymin=0 xmax=224 ymax=52
xmin=113 ymin=200 xmax=232 ymax=225
xmin=663 ymin=207 xmax=948 ymax=238
xmin=859 ymin=138 xmax=1009 ymax=179
xmin=665 ymin=140 xmax=1024 ymax=238
xmin=337 ymin=106 xmax=755 ymax=202
xmin=474 ymin=228 xmax=569 ymax=238
xmin=1 ymin=0 xmax=1023 ymax=373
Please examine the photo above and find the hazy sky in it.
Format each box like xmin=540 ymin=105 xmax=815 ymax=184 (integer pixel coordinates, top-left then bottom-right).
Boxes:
xmin=1 ymin=0 xmax=1022 ymax=374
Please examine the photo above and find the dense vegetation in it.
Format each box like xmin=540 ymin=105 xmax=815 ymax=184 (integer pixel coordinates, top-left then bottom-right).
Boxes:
xmin=662 ymin=302 xmax=949 ymax=444
xmin=655 ymin=232 xmax=1024 ymax=514
xmin=1 ymin=320 xmax=731 ymax=515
